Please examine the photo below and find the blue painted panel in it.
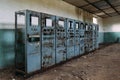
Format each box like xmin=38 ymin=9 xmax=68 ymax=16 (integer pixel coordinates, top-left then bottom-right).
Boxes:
xmin=41 ymin=14 xmax=56 ymax=68
xmin=0 ymin=10 xmax=100 ymax=72
xmin=92 ymin=24 xmax=99 ymax=49
xmin=74 ymin=21 xmax=80 ymax=56
xmin=26 ymin=12 xmax=41 ymax=73
xmin=56 ymin=17 xmax=66 ymax=63
xmin=66 ymin=19 xmax=75 ymax=59
xmin=15 ymin=11 xmax=42 ymax=73
xmin=27 ymin=47 xmax=41 ymax=73
xmin=84 ymin=23 xmax=91 ymax=52
xmin=80 ymin=38 xmax=84 ymax=54
xmin=79 ymin=22 xmax=85 ymax=54
xmin=27 ymin=43 xmax=41 ymax=73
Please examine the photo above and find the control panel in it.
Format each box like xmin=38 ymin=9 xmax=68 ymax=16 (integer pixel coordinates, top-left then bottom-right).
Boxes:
xmin=56 ymin=17 xmax=67 ymax=63
xmin=67 ymin=19 xmax=75 ymax=59
xmin=41 ymin=13 xmax=56 ymax=68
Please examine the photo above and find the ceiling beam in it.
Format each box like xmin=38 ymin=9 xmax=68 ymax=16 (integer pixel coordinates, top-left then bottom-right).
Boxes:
xmin=104 ymin=0 xmax=120 ymax=15
xmin=84 ymin=0 xmax=111 ymax=17
xmin=62 ymin=0 xmax=100 ymax=17
xmin=78 ymin=7 xmax=100 ymax=17
xmin=80 ymin=7 xmax=102 ymax=17
xmin=63 ymin=0 xmax=102 ymax=18
xmin=93 ymin=5 xmax=120 ymax=13
xmin=79 ymin=0 xmax=103 ymax=8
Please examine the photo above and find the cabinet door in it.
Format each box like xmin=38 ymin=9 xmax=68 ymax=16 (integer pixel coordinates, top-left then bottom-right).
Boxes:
xmin=41 ymin=13 xmax=56 ymax=68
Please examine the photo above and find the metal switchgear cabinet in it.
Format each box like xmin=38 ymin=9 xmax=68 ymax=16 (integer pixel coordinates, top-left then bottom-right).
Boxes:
xmin=87 ymin=24 xmax=94 ymax=52
xmin=15 ymin=10 xmax=41 ymax=75
xmin=74 ymin=20 xmax=80 ymax=56
xmin=96 ymin=24 xmax=99 ymax=49
xmin=79 ymin=22 xmax=85 ymax=54
xmin=55 ymin=17 xmax=67 ymax=63
xmin=92 ymin=24 xmax=99 ymax=49
xmin=41 ymin=13 xmax=56 ymax=68
xmin=66 ymin=19 xmax=75 ymax=59
xmin=15 ymin=9 xmax=99 ymax=76
xmin=92 ymin=24 xmax=96 ymax=50
xmin=84 ymin=23 xmax=92 ymax=52
xmin=96 ymin=25 xmax=99 ymax=49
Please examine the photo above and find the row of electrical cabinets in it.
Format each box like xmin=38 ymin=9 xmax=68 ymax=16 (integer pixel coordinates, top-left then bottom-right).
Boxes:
xmin=15 ymin=10 xmax=99 ymax=76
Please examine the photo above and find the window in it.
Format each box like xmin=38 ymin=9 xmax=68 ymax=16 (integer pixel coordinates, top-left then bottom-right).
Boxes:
xmin=68 ymin=21 xmax=73 ymax=29
xmin=80 ymin=23 xmax=84 ymax=29
xmin=31 ymin=16 xmax=39 ymax=26
xmin=93 ymin=25 xmax=96 ymax=30
xmin=46 ymin=18 xmax=52 ymax=27
xmin=93 ymin=17 xmax=98 ymax=24
xmin=85 ymin=24 xmax=88 ymax=30
xmin=76 ymin=23 xmax=79 ymax=29
xmin=17 ymin=15 xmax=25 ymax=25
xmin=58 ymin=20 xmax=64 ymax=27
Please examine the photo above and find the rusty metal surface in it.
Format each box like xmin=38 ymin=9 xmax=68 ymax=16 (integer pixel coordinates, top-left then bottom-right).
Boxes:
xmin=55 ymin=17 xmax=67 ymax=63
xmin=41 ymin=13 xmax=56 ymax=68
xmin=74 ymin=21 xmax=80 ymax=56
xmin=79 ymin=22 xmax=85 ymax=54
xmin=15 ymin=10 xmax=42 ymax=74
xmin=66 ymin=19 xmax=75 ymax=59
xmin=15 ymin=10 xmax=99 ymax=76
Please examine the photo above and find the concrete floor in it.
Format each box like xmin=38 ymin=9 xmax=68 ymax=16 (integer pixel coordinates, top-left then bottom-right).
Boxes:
xmin=0 ymin=43 xmax=120 ymax=80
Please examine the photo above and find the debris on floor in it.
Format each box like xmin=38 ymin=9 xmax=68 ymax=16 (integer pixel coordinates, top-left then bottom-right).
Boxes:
xmin=0 ymin=44 xmax=120 ymax=80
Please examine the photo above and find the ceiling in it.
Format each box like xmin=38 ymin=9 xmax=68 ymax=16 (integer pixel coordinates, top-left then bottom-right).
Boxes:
xmin=63 ymin=0 xmax=120 ymax=18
